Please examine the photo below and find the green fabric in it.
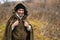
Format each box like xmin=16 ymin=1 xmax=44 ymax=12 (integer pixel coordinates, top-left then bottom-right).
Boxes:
xmin=3 ymin=14 xmax=34 ymax=40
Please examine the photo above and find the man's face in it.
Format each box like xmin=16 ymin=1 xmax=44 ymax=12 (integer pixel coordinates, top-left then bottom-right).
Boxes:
xmin=17 ymin=9 xmax=24 ymax=17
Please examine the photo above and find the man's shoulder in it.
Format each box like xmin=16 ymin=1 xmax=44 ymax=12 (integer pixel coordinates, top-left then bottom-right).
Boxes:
xmin=8 ymin=14 xmax=16 ymax=21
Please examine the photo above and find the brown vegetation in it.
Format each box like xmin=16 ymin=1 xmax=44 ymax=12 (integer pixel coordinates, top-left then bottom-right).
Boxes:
xmin=0 ymin=0 xmax=60 ymax=40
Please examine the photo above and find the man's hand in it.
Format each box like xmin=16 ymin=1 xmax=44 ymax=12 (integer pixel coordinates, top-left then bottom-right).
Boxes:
xmin=24 ymin=21 xmax=31 ymax=31
xmin=11 ymin=20 xmax=19 ymax=30
xmin=24 ymin=21 xmax=30 ymax=27
xmin=13 ymin=20 xmax=19 ymax=26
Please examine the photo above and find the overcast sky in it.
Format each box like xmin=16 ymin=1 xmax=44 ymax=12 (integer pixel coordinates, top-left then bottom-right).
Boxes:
xmin=0 ymin=0 xmax=26 ymax=4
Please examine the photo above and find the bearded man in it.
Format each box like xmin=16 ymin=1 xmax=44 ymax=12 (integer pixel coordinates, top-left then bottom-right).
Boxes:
xmin=3 ymin=3 xmax=34 ymax=40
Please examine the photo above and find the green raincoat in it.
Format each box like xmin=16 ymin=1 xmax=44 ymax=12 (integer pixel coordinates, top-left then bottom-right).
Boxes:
xmin=3 ymin=13 xmax=34 ymax=40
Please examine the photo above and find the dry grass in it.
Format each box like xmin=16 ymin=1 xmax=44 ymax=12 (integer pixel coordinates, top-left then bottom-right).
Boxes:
xmin=0 ymin=0 xmax=60 ymax=40
xmin=0 ymin=19 xmax=49 ymax=40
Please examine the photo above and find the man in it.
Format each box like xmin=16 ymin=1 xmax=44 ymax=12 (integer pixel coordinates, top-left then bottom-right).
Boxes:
xmin=3 ymin=3 xmax=33 ymax=40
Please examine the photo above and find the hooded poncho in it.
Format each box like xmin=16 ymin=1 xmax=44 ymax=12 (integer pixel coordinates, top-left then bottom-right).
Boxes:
xmin=3 ymin=3 xmax=34 ymax=40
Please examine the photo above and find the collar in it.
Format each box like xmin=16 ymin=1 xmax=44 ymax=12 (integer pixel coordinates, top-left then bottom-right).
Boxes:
xmin=16 ymin=13 xmax=23 ymax=20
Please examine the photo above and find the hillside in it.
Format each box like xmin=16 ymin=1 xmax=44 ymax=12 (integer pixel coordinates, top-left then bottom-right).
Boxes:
xmin=0 ymin=0 xmax=60 ymax=40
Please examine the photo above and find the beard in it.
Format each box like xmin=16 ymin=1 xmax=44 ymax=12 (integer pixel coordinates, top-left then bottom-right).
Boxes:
xmin=18 ymin=13 xmax=24 ymax=17
xmin=16 ymin=12 xmax=24 ymax=20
